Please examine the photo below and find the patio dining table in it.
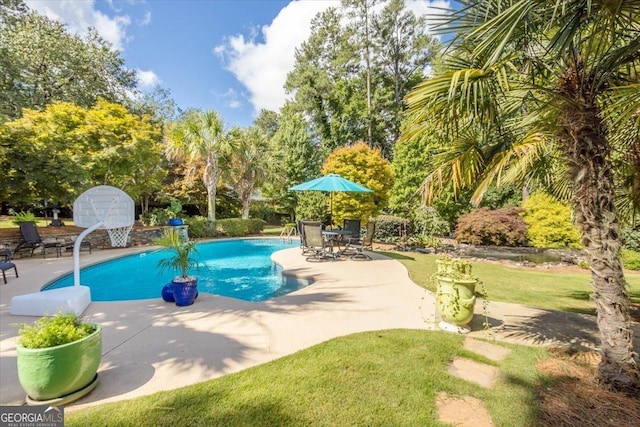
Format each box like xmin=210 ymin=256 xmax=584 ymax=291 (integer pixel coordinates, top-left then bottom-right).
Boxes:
xmin=322 ymin=229 xmax=352 ymax=256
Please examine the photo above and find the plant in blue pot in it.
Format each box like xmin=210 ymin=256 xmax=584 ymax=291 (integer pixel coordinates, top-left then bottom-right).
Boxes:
xmin=166 ymin=198 xmax=184 ymax=226
xmin=155 ymin=228 xmax=199 ymax=306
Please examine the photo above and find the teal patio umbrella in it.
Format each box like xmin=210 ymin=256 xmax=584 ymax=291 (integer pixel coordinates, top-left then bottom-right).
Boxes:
xmin=289 ymin=174 xmax=373 ymax=222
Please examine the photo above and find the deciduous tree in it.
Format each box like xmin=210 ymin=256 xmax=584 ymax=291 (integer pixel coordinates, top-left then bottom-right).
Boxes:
xmin=0 ymin=7 xmax=135 ymax=121
xmin=322 ymin=141 xmax=394 ymax=224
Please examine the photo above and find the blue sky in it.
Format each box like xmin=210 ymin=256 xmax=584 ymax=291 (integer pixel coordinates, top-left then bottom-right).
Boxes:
xmin=25 ymin=0 xmax=449 ymax=128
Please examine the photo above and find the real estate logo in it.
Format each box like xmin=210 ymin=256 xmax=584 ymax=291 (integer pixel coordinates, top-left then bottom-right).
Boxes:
xmin=0 ymin=405 xmax=64 ymax=427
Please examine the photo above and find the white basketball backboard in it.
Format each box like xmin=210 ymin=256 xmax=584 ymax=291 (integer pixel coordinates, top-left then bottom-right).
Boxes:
xmin=73 ymin=185 xmax=135 ymax=229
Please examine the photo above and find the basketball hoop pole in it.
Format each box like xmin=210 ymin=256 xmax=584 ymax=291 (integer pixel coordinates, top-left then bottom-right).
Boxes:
xmin=73 ymin=221 xmax=103 ymax=287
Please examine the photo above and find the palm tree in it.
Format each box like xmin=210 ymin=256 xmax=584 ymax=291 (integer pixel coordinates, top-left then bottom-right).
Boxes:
xmin=403 ymin=0 xmax=640 ymax=391
xmin=222 ymin=126 xmax=268 ymax=219
xmin=166 ymin=110 xmax=230 ymax=222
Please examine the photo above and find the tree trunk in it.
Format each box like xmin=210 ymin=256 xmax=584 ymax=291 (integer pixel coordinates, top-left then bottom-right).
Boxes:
xmin=204 ymin=153 xmax=218 ymax=222
xmin=560 ymin=86 xmax=639 ymax=391
xmin=241 ymin=202 xmax=250 ymax=220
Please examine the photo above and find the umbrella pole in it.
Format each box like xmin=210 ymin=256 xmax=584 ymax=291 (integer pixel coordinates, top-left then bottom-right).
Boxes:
xmin=329 ymin=193 xmax=333 ymax=228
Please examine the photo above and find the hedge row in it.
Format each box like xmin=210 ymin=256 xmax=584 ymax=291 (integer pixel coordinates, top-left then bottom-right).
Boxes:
xmin=184 ymin=217 xmax=266 ymax=238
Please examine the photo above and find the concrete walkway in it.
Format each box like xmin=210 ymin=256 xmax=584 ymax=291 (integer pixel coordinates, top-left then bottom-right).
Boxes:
xmin=0 ymin=241 xmax=638 ymax=411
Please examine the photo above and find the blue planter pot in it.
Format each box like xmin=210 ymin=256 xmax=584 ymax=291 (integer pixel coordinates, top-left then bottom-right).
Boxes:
xmin=168 ymin=218 xmax=183 ymax=226
xmin=161 ymin=283 xmax=175 ymax=302
xmin=172 ymin=278 xmax=198 ymax=306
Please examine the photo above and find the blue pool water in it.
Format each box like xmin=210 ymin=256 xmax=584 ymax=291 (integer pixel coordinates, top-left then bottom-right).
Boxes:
xmin=44 ymin=239 xmax=307 ymax=302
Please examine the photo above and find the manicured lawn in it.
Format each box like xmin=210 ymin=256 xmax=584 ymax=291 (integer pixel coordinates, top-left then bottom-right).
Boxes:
xmin=261 ymin=225 xmax=286 ymax=236
xmin=383 ymin=251 xmax=640 ymax=315
xmin=67 ymin=330 xmax=546 ymax=427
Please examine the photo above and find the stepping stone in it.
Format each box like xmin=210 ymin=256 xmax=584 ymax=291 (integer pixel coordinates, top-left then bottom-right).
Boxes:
xmin=464 ymin=337 xmax=511 ymax=362
xmin=436 ymin=392 xmax=495 ymax=427
xmin=447 ymin=357 xmax=499 ymax=388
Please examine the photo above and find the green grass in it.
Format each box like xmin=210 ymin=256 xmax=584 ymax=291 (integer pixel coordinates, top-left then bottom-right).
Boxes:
xmin=261 ymin=225 xmax=286 ymax=236
xmin=67 ymin=330 xmax=547 ymax=426
xmin=0 ymin=218 xmax=73 ymax=228
xmin=384 ymin=251 xmax=640 ymax=315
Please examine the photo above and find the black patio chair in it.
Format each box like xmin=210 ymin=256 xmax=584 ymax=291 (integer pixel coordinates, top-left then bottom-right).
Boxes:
xmin=344 ymin=220 xmax=376 ymax=260
xmin=341 ymin=219 xmax=362 ymax=256
xmin=0 ymin=246 xmax=18 ymax=284
xmin=14 ymin=221 xmax=61 ymax=258
xmin=302 ymin=222 xmax=332 ymax=262
xmin=299 ymin=220 xmax=322 ymax=255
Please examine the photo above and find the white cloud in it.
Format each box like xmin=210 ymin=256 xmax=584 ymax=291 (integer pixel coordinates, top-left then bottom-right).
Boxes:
xmin=222 ymin=89 xmax=242 ymax=109
xmin=216 ymin=1 xmax=338 ymax=115
xmin=138 ymin=11 xmax=151 ymax=27
xmin=217 ymin=0 xmax=450 ymax=116
xmin=25 ymin=0 xmax=131 ymax=51
xmin=406 ymin=0 xmax=451 ymax=34
xmin=136 ymin=69 xmax=161 ymax=88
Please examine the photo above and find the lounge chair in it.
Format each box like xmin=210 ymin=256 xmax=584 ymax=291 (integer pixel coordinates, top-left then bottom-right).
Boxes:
xmin=14 ymin=221 xmax=61 ymax=258
xmin=302 ymin=222 xmax=332 ymax=262
xmin=344 ymin=220 xmax=376 ymax=260
xmin=60 ymin=238 xmax=92 ymax=255
xmin=0 ymin=247 xmax=18 ymax=284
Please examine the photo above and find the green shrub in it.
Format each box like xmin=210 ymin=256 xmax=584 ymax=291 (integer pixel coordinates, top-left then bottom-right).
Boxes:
xmin=245 ymin=219 xmax=267 ymax=234
xmin=11 ymin=210 xmax=37 ymax=225
xmin=411 ymin=206 xmax=449 ymax=237
xmin=249 ymin=201 xmax=280 ymax=225
xmin=185 ymin=216 xmax=217 ymax=238
xmin=521 ymin=192 xmax=582 ymax=249
xmin=217 ymin=220 xmax=245 ymax=237
xmin=15 ymin=312 xmax=96 ymax=349
xmin=622 ymin=249 xmax=640 ymax=270
xmin=140 ymin=208 xmax=173 ymax=226
xmin=621 ymin=226 xmax=640 ymax=252
xmin=455 ymin=207 xmax=527 ymax=246
xmin=408 ymin=234 xmax=442 ymax=248
xmin=374 ymin=215 xmax=411 ymax=243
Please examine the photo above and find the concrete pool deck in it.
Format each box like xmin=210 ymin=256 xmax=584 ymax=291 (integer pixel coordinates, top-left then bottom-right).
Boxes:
xmin=1 ymin=239 xmax=637 ymax=411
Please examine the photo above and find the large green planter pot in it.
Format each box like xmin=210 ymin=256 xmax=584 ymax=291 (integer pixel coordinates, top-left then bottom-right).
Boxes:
xmin=17 ymin=324 xmax=101 ymax=405
xmin=436 ymin=276 xmax=477 ymax=327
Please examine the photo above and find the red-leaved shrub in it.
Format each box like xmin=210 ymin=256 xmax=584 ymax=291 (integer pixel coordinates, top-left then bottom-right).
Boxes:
xmin=454 ymin=207 xmax=527 ymax=246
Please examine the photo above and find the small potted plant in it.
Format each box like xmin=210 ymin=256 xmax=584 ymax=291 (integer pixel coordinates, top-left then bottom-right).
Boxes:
xmin=434 ymin=257 xmax=479 ymax=334
xmin=167 ymin=198 xmax=184 ymax=226
xmin=155 ymin=227 xmax=199 ymax=306
xmin=15 ymin=312 xmax=102 ymax=405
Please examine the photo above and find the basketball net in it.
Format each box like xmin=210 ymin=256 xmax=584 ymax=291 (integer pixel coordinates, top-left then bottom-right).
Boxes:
xmin=107 ymin=225 xmax=132 ymax=247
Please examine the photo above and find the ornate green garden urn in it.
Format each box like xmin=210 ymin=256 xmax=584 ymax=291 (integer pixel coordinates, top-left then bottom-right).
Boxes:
xmin=435 ymin=258 xmax=478 ymax=334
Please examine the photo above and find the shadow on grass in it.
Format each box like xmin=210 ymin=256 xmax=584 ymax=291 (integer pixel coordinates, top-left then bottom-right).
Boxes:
xmin=378 ymin=251 xmax=416 ymax=261
xmin=491 ymin=308 xmax=640 ymax=353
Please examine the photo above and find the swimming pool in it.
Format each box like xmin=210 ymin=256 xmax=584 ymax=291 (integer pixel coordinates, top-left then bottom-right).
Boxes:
xmin=44 ymin=239 xmax=308 ymax=302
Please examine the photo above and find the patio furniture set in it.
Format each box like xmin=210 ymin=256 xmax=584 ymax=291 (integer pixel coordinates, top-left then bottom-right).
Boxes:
xmin=299 ymin=219 xmax=376 ymax=262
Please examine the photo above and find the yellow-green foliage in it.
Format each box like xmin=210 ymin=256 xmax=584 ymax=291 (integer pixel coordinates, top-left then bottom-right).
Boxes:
xmin=521 ymin=192 xmax=582 ymax=248
xmin=622 ymin=249 xmax=640 ymax=270
xmin=322 ymin=142 xmax=394 ymax=224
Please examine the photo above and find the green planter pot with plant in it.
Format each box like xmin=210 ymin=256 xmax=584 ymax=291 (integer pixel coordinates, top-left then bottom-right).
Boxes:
xmin=155 ymin=228 xmax=200 ymax=306
xmin=15 ymin=312 xmax=102 ymax=406
xmin=434 ymin=257 xmax=482 ymax=334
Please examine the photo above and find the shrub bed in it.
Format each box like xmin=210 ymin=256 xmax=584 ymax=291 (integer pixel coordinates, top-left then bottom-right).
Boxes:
xmin=455 ymin=207 xmax=527 ymax=246
xmin=373 ymin=215 xmax=411 ymax=243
